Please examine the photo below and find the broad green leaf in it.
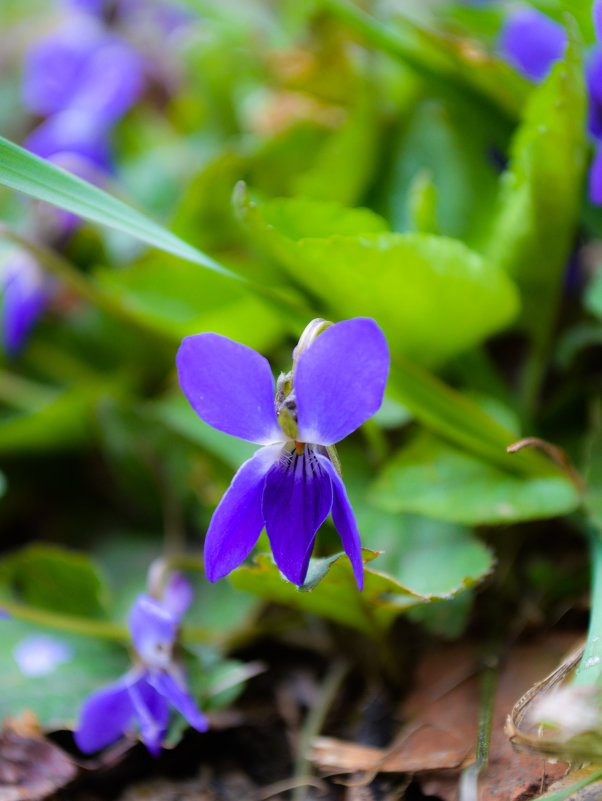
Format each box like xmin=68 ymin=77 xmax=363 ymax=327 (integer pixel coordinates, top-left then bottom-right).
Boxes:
xmin=370 ymin=432 xmax=580 ymax=524
xmin=94 ymin=252 xmax=283 ymax=348
xmin=293 ymin=234 xmax=520 ymax=366
xmin=386 ymin=96 xmax=505 ymax=244
xmin=230 ymin=549 xmax=484 ymax=635
xmin=0 ymin=619 xmax=129 ymax=730
xmin=0 ymin=136 xmax=236 ymax=278
xmin=486 ymin=32 xmax=586 ymax=336
xmin=254 ymin=194 xmax=389 ymax=241
xmin=356 ymin=514 xmax=493 ymax=596
xmin=4 ymin=544 xmax=109 ymax=619
xmin=236 ymin=190 xmax=520 ymax=367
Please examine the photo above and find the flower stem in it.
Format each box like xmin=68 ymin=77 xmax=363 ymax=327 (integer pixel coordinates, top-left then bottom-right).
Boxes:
xmin=1 ymin=600 xmax=129 ymax=641
xmin=3 ymin=598 xmax=216 ymax=645
xmin=292 ymin=659 xmax=348 ymax=801
xmin=573 ymin=524 xmax=602 ymax=687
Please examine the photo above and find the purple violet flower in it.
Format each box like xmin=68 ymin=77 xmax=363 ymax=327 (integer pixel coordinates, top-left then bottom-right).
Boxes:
xmin=176 ymin=317 xmax=390 ymax=590
xmin=75 ymin=574 xmax=207 ymax=756
xmin=62 ymin=0 xmax=107 ymax=14
xmin=1 ymin=250 xmax=53 ymax=357
xmin=588 ymin=47 xmax=602 ymax=140
xmin=498 ymin=7 xmax=567 ymax=83
xmin=22 ymin=16 xmax=144 ymax=122
xmin=24 ymin=110 xmax=112 ymax=236
xmin=25 ymin=110 xmax=112 ymax=172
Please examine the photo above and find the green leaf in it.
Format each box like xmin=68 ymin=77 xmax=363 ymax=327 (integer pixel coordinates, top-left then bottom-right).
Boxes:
xmin=253 ymin=194 xmax=389 ymax=241
xmin=292 ymin=91 xmax=381 ymax=206
xmin=0 ymin=379 xmax=117 ymax=454
xmin=4 ymin=544 xmax=109 ymax=619
xmin=386 ymin=97 xmax=504 ymax=244
xmin=230 ymin=549 xmax=482 ymax=635
xmin=236 ymin=190 xmax=520 ymax=367
xmin=294 ymin=234 xmax=520 ymax=366
xmin=370 ymin=432 xmax=580 ymax=524
xmin=94 ymin=252 xmax=283 ymax=348
xmin=486 ymin=30 xmax=586 ymax=336
xmin=0 ymin=619 xmax=129 ymax=730
xmin=360 ymin=515 xmax=493 ymax=596
xmin=385 ymin=358 xmax=555 ymax=477
xmin=0 ymin=136 xmax=236 ymax=278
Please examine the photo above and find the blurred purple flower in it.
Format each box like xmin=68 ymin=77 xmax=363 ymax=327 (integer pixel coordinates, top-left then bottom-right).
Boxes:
xmin=62 ymin=0 xmax=107 ymax=13
xmin=596 ymin=0 xmax=602 ymax=42
xmin=13 ymin=635 xmax=73 ymax=677
xmin=25 ymin=110 xmax=112 ymax=236
xmin=1 ymin=250 xmax=53 ymax=357
xmin=587 ymin=47 xmax=602 ymax=139
xmin=75 ymin=574 xmax=207 ymax=756
xmin=25 ymin=110 xmax=112 ymax=171
xmin=177 ymin=318 xmax=390 ymax=589
xmin=498 ymin=7 xmax=566 ymax=83
xmin=22 ymin=16 xmax=144 ymax=122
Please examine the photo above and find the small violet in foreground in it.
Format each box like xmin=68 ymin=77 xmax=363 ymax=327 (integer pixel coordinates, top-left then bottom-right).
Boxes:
xmin=177 ymin=317 xmax=390 ymax=589
xmin=75 ymin=574 xmax=207 ymax=756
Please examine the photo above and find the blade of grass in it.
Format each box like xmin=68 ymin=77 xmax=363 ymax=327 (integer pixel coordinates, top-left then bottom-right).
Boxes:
xmin=0 ymin=136 xmax=237 ymax=279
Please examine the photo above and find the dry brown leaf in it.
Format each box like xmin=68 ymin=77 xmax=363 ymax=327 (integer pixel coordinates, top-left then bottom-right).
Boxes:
xmin=0 ymin=721 xmax=77 ymax=801
xmin=408 ymin=634 xmax=578 ymax=801
xmin=311 ymin=729 xmax=469 ymax=775
xmin=313 ymin=634 xmax=580 ymax=801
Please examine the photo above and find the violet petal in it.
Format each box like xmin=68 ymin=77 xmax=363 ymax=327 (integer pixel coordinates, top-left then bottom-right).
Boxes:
xmin=295 ymin=318 xmax=389 ymax=447
xmin=129 ymin=675 xmax=169 ymax=757
xmin=204 ymin=445 xmax=280 ymax=582
xmin=162 ymin=573 xmax=194 ymax=620
xmin=317 ymin=455 xmax=364 ymax=591
xmin=150 ymin=669 xmax=208 ymax=732
xmin=177 ymin=332 xmax=283 ymax=445
xmin=129 ymin=595 xmax=178 ymax=668
xmin=262 ymin=445 xmax=332 ymax=585
xmin=74 ymin=672 xmax=137 ymax=753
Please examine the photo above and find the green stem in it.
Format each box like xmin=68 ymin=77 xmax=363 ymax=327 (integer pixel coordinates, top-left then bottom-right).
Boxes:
xmin=292 ymin=660 xmax=348 ymax=801
xmin=574 ymin=526 xmax=602 ymax=687
xmin=2 ymin=600 xmax=129 ymax=641
xmin=3 ymin=598 xmax=216 ymax=645
xmin=459 ymin=662 xmax=498 ymax=801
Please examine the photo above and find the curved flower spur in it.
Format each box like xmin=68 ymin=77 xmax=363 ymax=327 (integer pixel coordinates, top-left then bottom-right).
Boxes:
xmin=177 ymin=317 xmax=390 ymax=589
